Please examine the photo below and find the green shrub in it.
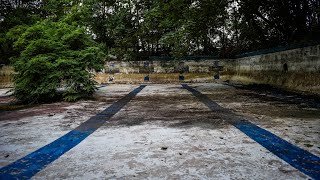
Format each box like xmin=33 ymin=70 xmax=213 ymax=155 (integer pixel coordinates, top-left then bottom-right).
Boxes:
xmin=9 ymin=20 xmax=105 ymax=103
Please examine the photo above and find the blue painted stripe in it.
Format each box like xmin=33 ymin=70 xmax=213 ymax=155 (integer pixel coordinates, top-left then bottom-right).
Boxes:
xmin=182 ymin=84 xmax=320 ymax=179
xmin=0 ymin=85 xmax=146 ymax=180
xmin=234 ymin=121 xmax=320 ymax=179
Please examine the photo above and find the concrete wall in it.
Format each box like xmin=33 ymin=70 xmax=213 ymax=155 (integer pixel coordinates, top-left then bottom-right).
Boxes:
xmin=96 ymin=45 xmax=320 ymax=94
xmin=99 ymin=45 xmax=319 ymax=74
xmin=101 ymin=60 xmax=219 ymax=74
xmin=219 ymin=45 xmax=320 ymax=94
xmin=220 ymin=45 xmax=320 ymax=72
xmin=93 ymin=60 xmax=219 ymax=84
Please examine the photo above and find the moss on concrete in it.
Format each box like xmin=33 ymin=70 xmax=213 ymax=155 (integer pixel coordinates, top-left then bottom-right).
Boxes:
xmin=221 ymin=70 xmax=320 ymax=95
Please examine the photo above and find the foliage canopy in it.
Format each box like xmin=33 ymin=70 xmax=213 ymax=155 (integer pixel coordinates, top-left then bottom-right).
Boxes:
xmin=1 ymin=0 xmax=319 ymax=62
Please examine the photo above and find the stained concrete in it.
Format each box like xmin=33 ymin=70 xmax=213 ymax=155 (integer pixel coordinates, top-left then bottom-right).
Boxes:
xmin=1 ymin=84 xmax=319 ymax=179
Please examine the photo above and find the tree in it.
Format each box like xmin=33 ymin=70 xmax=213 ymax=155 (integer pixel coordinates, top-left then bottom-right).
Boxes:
xmin=0 ymin=0 xmax=42 ymax=64
xmin=9 ymin=19 xmax=105 ymax=103
xmin=2 ymin=0 xmax=318 ymax=66
xmin=233 ymin=0 xmax=320 ymax=52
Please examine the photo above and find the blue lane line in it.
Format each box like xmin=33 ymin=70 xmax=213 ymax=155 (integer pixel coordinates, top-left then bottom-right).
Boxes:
xmin=0 ymin=85 xmax=146 ymax=180
xmin=181 ymin=84 xmax=320 ymax=179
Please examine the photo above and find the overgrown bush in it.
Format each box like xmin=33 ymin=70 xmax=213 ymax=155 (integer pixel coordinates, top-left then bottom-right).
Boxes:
xmin=9 ymin=20 xmax=105 ymax=103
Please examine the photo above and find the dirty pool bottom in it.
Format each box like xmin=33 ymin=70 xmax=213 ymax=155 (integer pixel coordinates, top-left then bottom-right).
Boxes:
xmin=0 ymin=84 xmax=319 ymax=179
